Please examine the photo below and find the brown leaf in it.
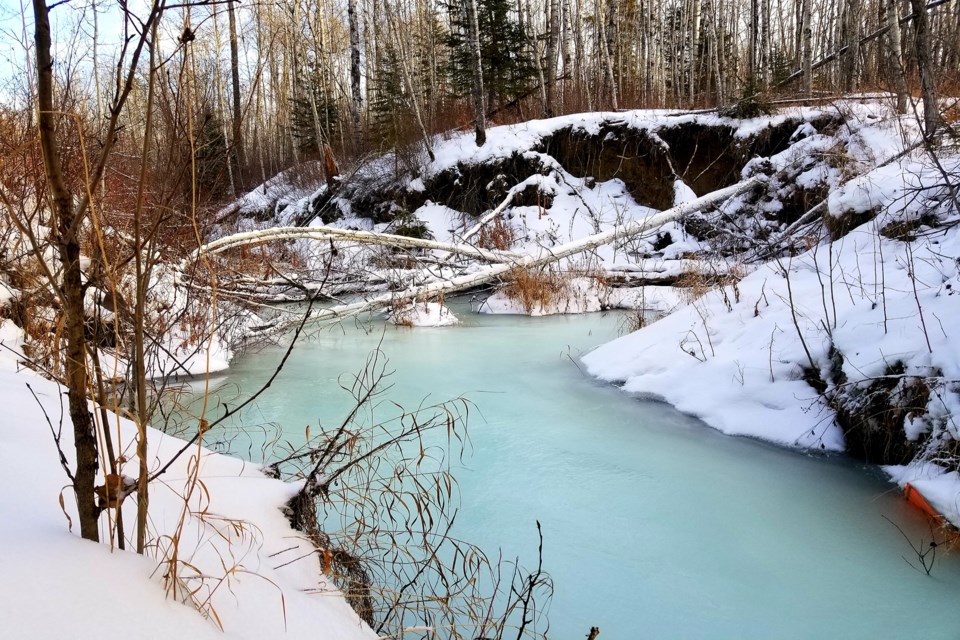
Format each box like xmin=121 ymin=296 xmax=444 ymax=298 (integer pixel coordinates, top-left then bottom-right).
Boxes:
xmin=58 ymin=488 xmax=73 ymax=532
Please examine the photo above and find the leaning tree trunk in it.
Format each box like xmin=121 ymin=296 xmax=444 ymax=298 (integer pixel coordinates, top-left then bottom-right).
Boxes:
xmin=909 ymin=0 xmax=942 ymax=136
xmin=467 ymin=0 xmax=486 ymax=146
xmin=33 ymin=0 xmax=100 ymax=542
xmin=195 ymin=178 xmax=763 ymax=328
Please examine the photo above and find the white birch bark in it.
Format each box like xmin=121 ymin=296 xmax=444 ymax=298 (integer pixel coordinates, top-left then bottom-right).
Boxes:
xmin=203 ymin=178 xmax=761 ymax=328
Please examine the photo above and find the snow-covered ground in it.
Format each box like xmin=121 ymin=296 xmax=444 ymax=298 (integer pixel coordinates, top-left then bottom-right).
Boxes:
xmin=0 ymin=323 xmax=374 ymax=640
xmin=388 ymin=300 xmax=460 ymax=326
xmin=583 ymin=138 xmax=960 ymax=524
xmin=4 ymin=101 xmax=957 ymax=640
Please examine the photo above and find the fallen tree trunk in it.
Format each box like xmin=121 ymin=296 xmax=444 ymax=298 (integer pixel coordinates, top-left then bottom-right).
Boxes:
xmin=237 ymin=177 xmax=762 ymax=330
xmin=189 ymin=225 xmax=524 ymax=266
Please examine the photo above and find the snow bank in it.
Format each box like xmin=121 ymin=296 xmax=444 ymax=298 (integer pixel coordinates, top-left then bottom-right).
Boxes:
xmin=605 ymin=286 xmax=684 ymax=313
xmin=389 ymin=301 xmax=460 ymax=326
xmin=410 ymin=201 xmax=465 ymax=243
xmin=0 ymin=359 xmax=374 ymax=639
xmin=585 ymin=217 xmax=960 ymax=451
xmin=886 ymin=463 xmax=960 ymax=527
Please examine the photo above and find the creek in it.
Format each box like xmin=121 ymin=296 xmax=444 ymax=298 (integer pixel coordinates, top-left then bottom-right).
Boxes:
xmin=174 ymin=300 xmax=960 ymax=639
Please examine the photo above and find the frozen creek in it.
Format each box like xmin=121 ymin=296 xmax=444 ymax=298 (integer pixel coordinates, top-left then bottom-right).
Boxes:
xmin=177 ymin=301 xmax=960 ymax=639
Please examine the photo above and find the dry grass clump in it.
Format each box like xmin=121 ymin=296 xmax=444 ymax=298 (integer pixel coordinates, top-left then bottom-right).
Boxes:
xmin=675 ymin=263 xmax=747 ymax=308
xmin=478 ymin=217 xmax=515 ymax=251
xmin=502 ymin=267 xmax=568 ymax=313
xmin=388 ymin=298 xmax=416 ymax=327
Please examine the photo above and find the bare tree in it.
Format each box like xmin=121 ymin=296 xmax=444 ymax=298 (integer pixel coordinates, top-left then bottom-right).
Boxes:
xmin=884 ymin=0 xmax=909 ymax=113
xmin=801 ymin=0 xmax=813 ymax=97
xmin=31 ymin=0 xmax=165 ymax=542
xmin=467 ymin=0 xmax=486 ymax=145
xmin=347 ymin=0 xmax=363 ymax=151
xmin=228 ymin=0 xmax=243 ymax=190
xmin=545 ymin=0 xmax=561 ymax=115
xmin=909 ymin=0 xmax=942 ymax=136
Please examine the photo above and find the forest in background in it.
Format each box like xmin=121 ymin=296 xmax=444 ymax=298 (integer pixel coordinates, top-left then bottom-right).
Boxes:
xmin=2 ymin=0 xmax=959 ymax=212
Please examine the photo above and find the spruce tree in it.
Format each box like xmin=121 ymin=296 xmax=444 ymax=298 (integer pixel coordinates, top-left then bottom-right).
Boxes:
xmin=289 ymin=61 xmax=339 ymax=156
xmin=445 ymin=0 xmax=534 ymax=112
xmin=369 ymin=43 xmax=412 ymax=149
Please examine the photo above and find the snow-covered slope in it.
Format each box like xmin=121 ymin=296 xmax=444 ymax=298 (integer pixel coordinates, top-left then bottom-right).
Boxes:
xmin=200 ymin=103 xmax=958 ymax=524
xmin=583 ymin=136 xmax=960 ymax=523
xmin=0 ymin=325 xmax=374 ymax=640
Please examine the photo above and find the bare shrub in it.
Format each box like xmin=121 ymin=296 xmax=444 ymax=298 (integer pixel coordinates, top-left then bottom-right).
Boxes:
xmin=502 ymin=266 xmax=568 ymax=313
xmin=274 ymin=349 xmax=552 ymax=638
xmin=477 ymin=217 xmax=515 ymax=251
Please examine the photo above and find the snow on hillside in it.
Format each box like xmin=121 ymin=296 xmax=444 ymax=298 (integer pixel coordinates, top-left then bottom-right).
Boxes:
xmin=228 ymin=104 xmax=877 ymax=293
xmin=583 ymin=142 xmax=960 ymax=523
xmin=0 ymin=325 xmax=374 ymax=640
xmin=419 ymin=106 xmax=852 ymax=179
xmin=203 ymin=102 xmax=958 ymax=522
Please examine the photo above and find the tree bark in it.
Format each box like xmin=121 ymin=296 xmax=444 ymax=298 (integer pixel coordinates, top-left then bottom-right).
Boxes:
xmin=802 ymin=0 xmax=813 ymax=97
xmin=909 ymin=0 xmax=942 ymax=135
xmin=228 ymin=0 xmax=244 ymax=191
xmin=347 ymin=0 xmax=363 ymax=151
xmin=545 ymin=0 xmax=561 ymax=116
xmin=884 ymin=0 xmax=909 ymax=113
xmin=132 ymin=17 xmax=161 ymax=555
xmin=467 ymin=0 xmax=486 ymax=145
xmin=841 ymin=0 xmax=861 ymax=92
xmin=760 ymin=0 xmax=771 ymax=88
xmin=598 ymin=0 xmax=619 ymax=109
xmin=33 ymin=0 xmax=100 ymax=542
xmin=749 ymin=0 xmax=759 ymax=84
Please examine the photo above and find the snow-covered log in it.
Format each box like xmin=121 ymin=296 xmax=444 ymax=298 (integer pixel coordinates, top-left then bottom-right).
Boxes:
xmin=459 ymin=186 xmax=519 ymax=241
xmin=459 ymin=173 xmax=562 ymax=242
xmin=190 ymin=226 xmax=523 ymax=265
xmin=266 ymin=177 xmax=763 ymax=327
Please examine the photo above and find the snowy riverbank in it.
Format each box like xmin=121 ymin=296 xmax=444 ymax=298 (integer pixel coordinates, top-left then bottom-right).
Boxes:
xmin=0 ymin=325 xmax=374 ymax=639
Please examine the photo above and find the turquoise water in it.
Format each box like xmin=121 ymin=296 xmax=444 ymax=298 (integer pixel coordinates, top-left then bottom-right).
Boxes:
xmin=176 ymin=303 xmax=960 ymax=638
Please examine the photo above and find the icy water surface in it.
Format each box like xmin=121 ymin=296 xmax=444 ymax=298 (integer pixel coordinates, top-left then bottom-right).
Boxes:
xmin=178 ymin=303 xmax=960 ymax=639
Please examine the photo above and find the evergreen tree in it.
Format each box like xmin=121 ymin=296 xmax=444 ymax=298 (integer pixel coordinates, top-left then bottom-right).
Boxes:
xmin=369 ymin=43 xmax=413 ymax=149
xmin=289 ymin=54 xmax=339 ymax=155
xmin=195 ymin=111 xmax=230 ymax=200
xmin=290 ymin=83 xmax=339 ymax=155
xmin=445 ymin=0 xmax=535 ymax=111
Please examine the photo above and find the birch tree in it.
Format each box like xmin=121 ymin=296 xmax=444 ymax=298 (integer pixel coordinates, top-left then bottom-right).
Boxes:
xmin=467 ymin=0 xmax=486 ymax=145
xmin=909 ymin=0 xmax=942 ymax=136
